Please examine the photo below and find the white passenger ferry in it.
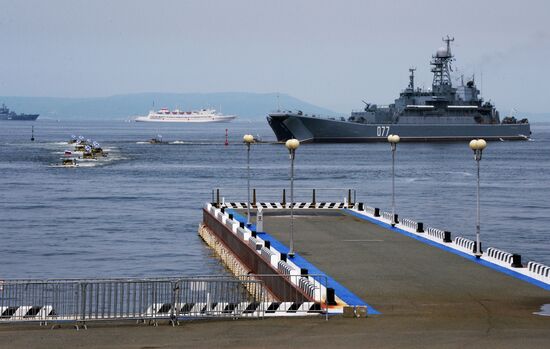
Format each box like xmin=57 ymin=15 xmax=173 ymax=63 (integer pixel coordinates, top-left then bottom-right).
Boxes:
xmin=135 ymin=108 xmax=237 ymax=123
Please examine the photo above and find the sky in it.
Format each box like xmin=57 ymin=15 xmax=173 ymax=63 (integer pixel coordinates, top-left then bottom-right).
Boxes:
xmin=1 ymin=0 xmax=549 ymax=114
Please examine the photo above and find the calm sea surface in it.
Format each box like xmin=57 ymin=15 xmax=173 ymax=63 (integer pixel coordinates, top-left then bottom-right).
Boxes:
xmin=1 ymin=119 xmax=549 ymax=279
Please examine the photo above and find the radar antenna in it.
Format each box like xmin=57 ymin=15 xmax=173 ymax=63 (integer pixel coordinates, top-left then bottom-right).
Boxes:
xmin=444 ymin=36 xmax=455 ymax=72
xmin=431 ymin=35 xmax=455 ymax=92
xmin=443 ymin=35 xmax=454 ymax=55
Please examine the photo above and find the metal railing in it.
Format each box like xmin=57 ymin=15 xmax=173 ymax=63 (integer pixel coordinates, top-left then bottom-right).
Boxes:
xmin=238 ymin=274 xmax=329 ymax=316
xmin=0 ymin=277 xmax=264 ymax=325
xmin=0 ymin=274 xmax=328 ymax=325
xmin=211 ymin=187 xmax=356 ymax=207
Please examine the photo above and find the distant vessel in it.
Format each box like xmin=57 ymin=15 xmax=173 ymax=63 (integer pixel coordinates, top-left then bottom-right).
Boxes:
xmin=148 ymin=134 xmax=168 ymax=144
xmin=267 ymin=36 xmax=531 ymax=142
xmin=0 ymin=104 xmax=39 ymax=121
xmin=135 ymin=108 xmax=236 ymax=123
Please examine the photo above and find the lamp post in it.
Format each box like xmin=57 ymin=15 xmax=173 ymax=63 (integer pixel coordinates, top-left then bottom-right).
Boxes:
xmin=285 ymin=138 xmax=300 ymax=257
xmin=387 ymin=134 xmax=400 ymax=226
xmin=243 ymin=134 xmax=255 ymax=225
xmin=469 ymin=138 xmax=487 ymax=258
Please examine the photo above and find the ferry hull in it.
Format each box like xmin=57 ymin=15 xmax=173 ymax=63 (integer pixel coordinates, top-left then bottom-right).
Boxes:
xmin=135 ymin=116 xmax=236 ymax=123
xmin=267 ymin=113 xmax=532 ymax=143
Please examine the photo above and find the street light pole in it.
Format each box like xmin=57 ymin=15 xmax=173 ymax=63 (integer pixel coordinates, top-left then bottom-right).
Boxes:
xmin=469 ymin=138 xmax=487 ymax=258
xmin=243 ymin=134 xmax=254 ymax=225
xmin=285 ymin=138 xmax=300 ymax=257
xmin=387 ymin=134 xmax=400 ymax=226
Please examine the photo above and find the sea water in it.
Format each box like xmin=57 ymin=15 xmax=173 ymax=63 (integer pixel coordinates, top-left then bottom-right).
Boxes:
xmin=0 ymin=120 xmax=549 ymax=278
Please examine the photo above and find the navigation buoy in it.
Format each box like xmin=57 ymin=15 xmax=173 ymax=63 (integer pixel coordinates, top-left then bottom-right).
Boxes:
xmin=30 ymin=126 xmax=35 ymax=142
xmin=225 ymin=129 xmax=229 ymax=146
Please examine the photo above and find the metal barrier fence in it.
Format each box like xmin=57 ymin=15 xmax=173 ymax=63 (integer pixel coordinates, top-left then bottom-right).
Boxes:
xmin=0 ymin=275 xmax=328 ymax=325
xmin=0 ymin=277 xmax=264 ymax=325
xmin=212 ymin=187 xmax=356 ymax=206
xmin=234 ymin=274 xmax=328 ymax=319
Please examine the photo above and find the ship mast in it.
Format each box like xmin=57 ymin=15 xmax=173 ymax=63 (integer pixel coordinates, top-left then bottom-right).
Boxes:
xmin=408 ymin=67 xmax=416 ymax=91
xmin=431 ymin=35 xmax=454 ymax=93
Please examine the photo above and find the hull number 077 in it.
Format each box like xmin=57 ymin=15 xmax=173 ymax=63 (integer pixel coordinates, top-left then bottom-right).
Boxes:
xmin=377 ymin=126 xmax=391 ymax=137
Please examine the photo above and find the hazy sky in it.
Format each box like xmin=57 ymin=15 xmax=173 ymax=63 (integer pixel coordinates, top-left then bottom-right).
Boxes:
xmin=1 ymin=0 xmax=549 ymax=113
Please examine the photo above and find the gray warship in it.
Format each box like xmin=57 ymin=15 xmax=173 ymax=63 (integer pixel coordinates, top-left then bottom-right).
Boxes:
xmin=0 ymin=103 xmax=39 ymax=121
xmin=267 ymin=36 xmax=531 ymax=142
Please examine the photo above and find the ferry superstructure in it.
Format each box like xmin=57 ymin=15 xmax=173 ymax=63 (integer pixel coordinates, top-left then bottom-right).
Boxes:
xmin=135 ymin=108 xmax=236 ymax=123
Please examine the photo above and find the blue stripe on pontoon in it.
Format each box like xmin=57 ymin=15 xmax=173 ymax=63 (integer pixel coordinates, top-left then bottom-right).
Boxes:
xmin=226 ymin=209 xmax=380 ymax=315
xmin=344 ymin=209 xmax=550 ymax=292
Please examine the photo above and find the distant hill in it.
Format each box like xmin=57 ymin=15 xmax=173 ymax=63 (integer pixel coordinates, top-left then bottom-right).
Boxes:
xmin=1 ymin=93 xmax=546 ymax=122
xmin=0 ymin=92 xmax=340 ymax=120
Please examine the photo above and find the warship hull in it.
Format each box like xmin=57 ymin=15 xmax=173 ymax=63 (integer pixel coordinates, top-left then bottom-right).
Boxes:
xmin=267 ymin=113 xmax=531 ymax=143
xmin=0 ymin=113 xmax=39 ymax=121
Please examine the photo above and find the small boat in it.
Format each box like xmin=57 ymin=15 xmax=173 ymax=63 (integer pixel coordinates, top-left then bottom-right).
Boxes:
xmin=148 ymin=135 xmax=167 ymax=144
xmin=61 ymin=158 xmax=78 ymax=167
xmin=82 ymin=152 xmax=96 ymax=160
xmin=81 ymin=145 xmax=96 ymax=160
xmin=91 ymin=142 xmax=107 ymax=157
xmin=75 ymin=144 xmax=97 ymax=161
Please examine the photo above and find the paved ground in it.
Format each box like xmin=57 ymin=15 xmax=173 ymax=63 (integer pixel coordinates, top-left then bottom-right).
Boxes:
xmin=260 ymin=210 xmax=550 ymax=343
xmin=3 ymin=315 xmax=550 ymax=349
xmin=2 ymin=209 xmax=550 ymax=348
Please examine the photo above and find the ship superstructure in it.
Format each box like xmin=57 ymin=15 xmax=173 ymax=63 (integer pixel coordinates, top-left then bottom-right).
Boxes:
xmin=0 ymin=104 xmax=39 ymax=121
xmin=267 ymin=36 xmax=530 ymax=142
xmin=135 ymin=108 xmax=236 ymax=123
